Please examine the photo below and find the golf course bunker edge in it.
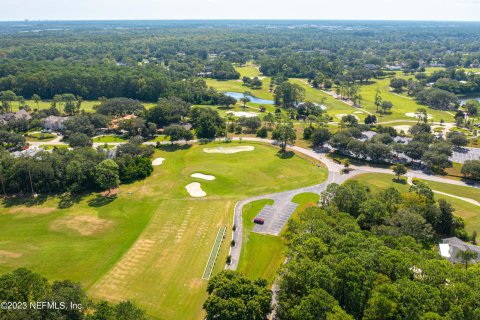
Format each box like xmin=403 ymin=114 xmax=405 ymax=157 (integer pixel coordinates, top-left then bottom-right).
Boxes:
xmin=203 ymin=146 xmax=255 ymax=154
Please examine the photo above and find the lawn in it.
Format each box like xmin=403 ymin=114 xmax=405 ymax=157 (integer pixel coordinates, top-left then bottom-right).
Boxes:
xmin=235 ymin=63 xmax=261 ymax=78
xmin=350 ymin=173 xmax=480 ymax=233
xmin=356 ymin=75 xmax=455 ymax=123
xmin=26 ymin=132 xmax=56 ymax=142
xmin=237 ymin=191 xmax=323 ymax=284
xmin=0 ymin=141 xmax=326 ymax=320
xmin=237 ymin=199 xmax=285 ymax=284
xmin=12 ymin=100 xmax=156 ymax=113
xmin=92 ymin=135 xmax=127 ymax=143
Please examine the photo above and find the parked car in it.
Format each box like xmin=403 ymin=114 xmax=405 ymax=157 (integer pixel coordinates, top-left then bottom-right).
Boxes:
xmin=253 ymin=218 xmax=265 ymax=225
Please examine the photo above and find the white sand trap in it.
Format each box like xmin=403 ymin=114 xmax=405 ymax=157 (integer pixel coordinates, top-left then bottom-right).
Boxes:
xmin=152 ymin=158 xmax=165 ymax=166
xmin=226 ymin=111 xmax=259 ymax=118
xmin=393 ymin=125 xmax=412 ymax=133
xmin=191 ymin=173 xmax=216 ymax=181
xmin=203 ymin=146 xmax=255 ymax=154
xmin=335 ymin=113 xmax=360 ymax=120
xmin=353 ymin=111 xmax=364 ymax=114
xmin=186 ymin=182 xmax=206 ymax=197
xmin=405 ymin=112 xmax=433 ymax=119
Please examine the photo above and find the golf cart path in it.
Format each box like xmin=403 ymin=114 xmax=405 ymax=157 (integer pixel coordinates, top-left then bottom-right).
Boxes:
xmin=406 ymin=177 xmax=480 ymax=206
xmin=224 ymin=137 xmax=479 ymax=272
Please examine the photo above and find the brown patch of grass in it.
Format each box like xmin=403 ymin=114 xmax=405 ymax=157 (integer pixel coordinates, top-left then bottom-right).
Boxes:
xmin=50 ymin=215 xmax=114 ymax=236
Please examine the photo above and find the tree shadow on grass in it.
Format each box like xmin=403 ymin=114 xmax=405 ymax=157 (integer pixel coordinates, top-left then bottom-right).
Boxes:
xmin=392 ymin=178 xmax=407 ymax=185
xmin=87 ymin=195 xmax=117 ymax=208
xmin=276 ymin=151 xmax=295 ymax=159
xmin=1 ymin=194 xmax=48 ymax=208
xmin=157 ymin=144 xmax=192 ymax=152
xmin=58 ymin=193 xmax=84 ymax=209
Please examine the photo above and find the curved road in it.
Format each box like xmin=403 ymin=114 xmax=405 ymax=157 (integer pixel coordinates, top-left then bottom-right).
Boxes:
xmin=223 ymin=137 xmax=479 ymax=272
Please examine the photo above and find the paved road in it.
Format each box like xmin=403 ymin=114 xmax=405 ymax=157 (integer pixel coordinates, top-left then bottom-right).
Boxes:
xmin=224 ymin=137 xmax=479 ymax=272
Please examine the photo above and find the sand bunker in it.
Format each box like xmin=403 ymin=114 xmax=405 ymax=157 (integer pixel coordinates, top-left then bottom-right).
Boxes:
xmin=393 ymin=125 xmax=412 ymax=133
xmin=186 ymin=182 xmax=206 ymax=197
xmin=335 ymin=113 xmax=360 ymax=120
xmin=226 ymin=111 xmax=259 ymax=118
xmin=50 ymin=215 xmax=114 ymax=236
xmin=191 ymin=173 xmax=216 ymax=181
xmin=152 ymin=158 xmax=165 ymax=166
xmin=405 ymin=112 xmax=433 ymax=119
xmin=203 ymin=146 xmax=255 ymax=154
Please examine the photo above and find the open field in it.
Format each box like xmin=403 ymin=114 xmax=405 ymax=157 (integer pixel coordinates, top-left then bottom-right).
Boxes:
xmin=350 ymin=173 xmax=480 ymax=233
xmin=11 ymin=100 xmax=157 ymax=113
xmin=356 ymin=75 xmax=455 ymax=122
xmin=0 ymin=141 xmax=326 ymax=320
xmin=235 ymin=63 xmax=261 ymax=78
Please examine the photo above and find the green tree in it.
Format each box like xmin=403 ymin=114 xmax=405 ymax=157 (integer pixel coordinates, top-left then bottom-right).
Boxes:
xmin=392 ymin=164 xmax=407 ymax=181
xmin=164 ymin=124 xmax=192 ymax=144
xmin=310 ymin=128 xmax=331 ymax=148
xmin=272 ymin=123 xmax=296 ymax=152
xmin=68 ymin=133 xmax=93 ymax=148
xmin=456 ymin=250 xmax=479 ymax=271
xmin=381 ymin=100 xmax=393 ymax=114
xmin=204 ymin=271 xmax=272 ymax=320
xmin=95 ymin=159 xmax=120 ymax=195
xmin=374 ymin=87 xmax=382 ymax=113
xmin=31 ymin=93 xmax=41 ymax=109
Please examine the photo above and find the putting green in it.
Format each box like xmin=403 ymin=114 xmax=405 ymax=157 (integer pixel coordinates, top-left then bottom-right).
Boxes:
xmin=0 ymin=141 xmax=327 ymax=320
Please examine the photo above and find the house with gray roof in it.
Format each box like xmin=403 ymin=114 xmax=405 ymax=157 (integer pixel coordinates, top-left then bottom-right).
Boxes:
xmin=439 ymin=237 xmax=480 ymax=264
xmin=42 ymin=116 xmax=70 ymax=130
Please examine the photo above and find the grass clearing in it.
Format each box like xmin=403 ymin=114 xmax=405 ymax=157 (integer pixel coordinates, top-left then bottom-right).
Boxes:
xmin=92 ymin=135 xmax=127 ymax=143
xmin=1 ymin=141 xmax=326 ymax=320
xmin=238 ymin=199 xmax=285 ymax=284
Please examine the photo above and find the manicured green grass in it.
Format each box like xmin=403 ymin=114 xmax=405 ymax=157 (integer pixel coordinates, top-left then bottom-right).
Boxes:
xmin=356 ymin=75 xmax=455 ymax=122
xmin=39 ymin=144 xmax=69 ymax=150
xmin=235 ymin=63 xmax=261 ymax=78
xmin=237 ymin=199 xmax=285 ymax=284
xmin=290 ymin=79 xmax=357 ymax=117
xmin=92 ymin=135 xmax=127 ymax=143
xmin=26 ymin=132 xmax=56 ymax=142
xmin=12 ymin=100 xmax=156 ymax=113
xmin=350 ymin=173 xmax=480 ymax=233
xmin=205 ymin=78 xmax=274 ymax=100
xmin=419 ymin=180 xmax=480 ymax=203
xmin=1 ymin=141 xmax=326 ymax=320
xmin=292 ymin=192 xmax=320 ymax=205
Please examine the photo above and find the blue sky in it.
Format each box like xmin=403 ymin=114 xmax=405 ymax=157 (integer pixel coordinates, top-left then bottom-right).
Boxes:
xmin=2 ymin=0 xmax=479 ymax=21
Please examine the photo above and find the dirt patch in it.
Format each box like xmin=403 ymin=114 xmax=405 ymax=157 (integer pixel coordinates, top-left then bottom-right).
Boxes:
xmin=50 ymin=215 xmax=114 ymax=236
xmin=7 ymin=207 xmax=56 ymax=216
xmin=0 ymin=250 xmax=22 ymax=259
xmin=100 ymin=188 xmax=119 ymax=197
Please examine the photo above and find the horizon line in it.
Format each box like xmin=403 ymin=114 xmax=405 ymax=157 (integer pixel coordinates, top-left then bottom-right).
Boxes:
xmin=0 ymin=18 xmax=479 ymax=23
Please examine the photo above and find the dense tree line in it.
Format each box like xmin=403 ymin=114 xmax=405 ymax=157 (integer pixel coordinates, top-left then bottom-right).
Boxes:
xmin=0 ymin=140 xmax=153 ymax=195
xmin=0 ymin=268 xmax=146 ymax=320
xmin=277 ymin=180 xmax=476 ymax=320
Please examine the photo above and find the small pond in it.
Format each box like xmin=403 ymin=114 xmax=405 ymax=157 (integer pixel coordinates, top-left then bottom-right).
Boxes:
xmin=224 ymin=92 xmax=274 ymax=105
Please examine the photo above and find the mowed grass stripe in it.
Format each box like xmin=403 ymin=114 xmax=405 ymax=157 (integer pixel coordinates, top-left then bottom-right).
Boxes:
xmin=202 ymin=226 xmax=226 ymax=280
